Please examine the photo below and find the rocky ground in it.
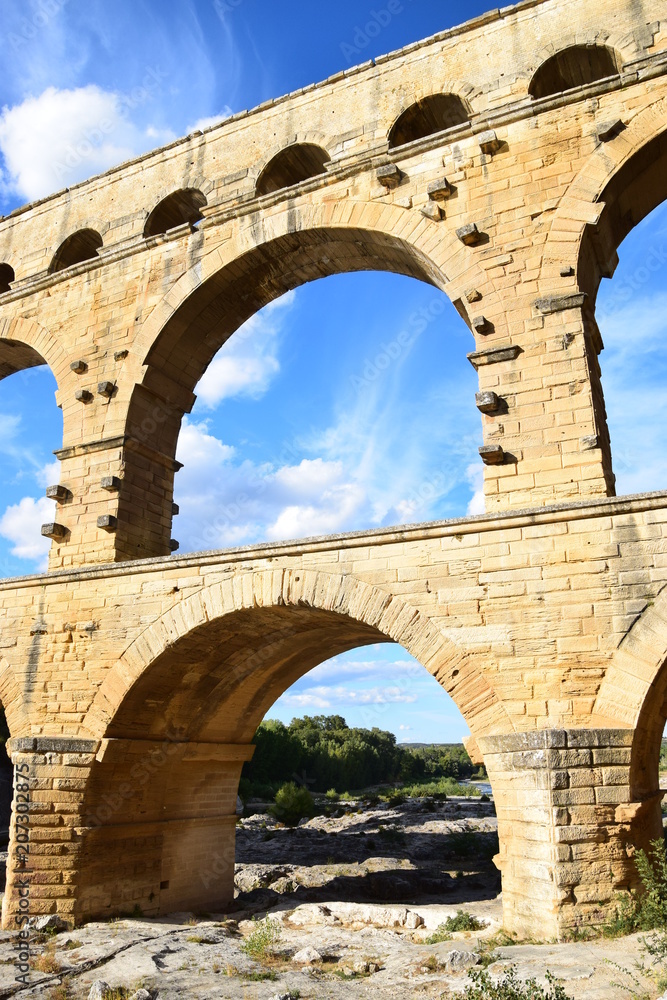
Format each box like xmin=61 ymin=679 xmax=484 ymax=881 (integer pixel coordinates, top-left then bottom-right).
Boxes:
xmin=0 ymin=794 xmax=658 ymax=999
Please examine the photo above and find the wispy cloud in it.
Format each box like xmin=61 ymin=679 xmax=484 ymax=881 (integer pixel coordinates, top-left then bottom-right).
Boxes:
xmin=597 ymin=291 xmax=667 ymax=495
xmin=280 ymin=684 xmax=418 ymax=709
xmin=185 ymin=108 xmax=234 ymax=133
xmin=196 ymin=291 xmax=295 ymax=407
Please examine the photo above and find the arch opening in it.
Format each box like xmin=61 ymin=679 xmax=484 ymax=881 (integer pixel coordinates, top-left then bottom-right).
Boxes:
xmin=80 ymin=588 xmax=501 ymax=923
xmin=388 ymin=94 xmax=470 ymax=149
xmin=124 ymin=225 xmax=455 ymax=561
xmin=48 ymin=228 xmax=103 ymax=274
xmin=144 ymin=188 xmax=207 ymax=238
xmin=588 ymin=129 xmax=667 ymax=502
xmin=580 ymin=129 xmax=667 ymax=306
xmin=0 ymin=353 xmax=63 ymax=576
xmin=528 ymin=44 xmax=621 ymax=100
xmin=0 ymin=264 xmax=14 ymax=294
xmin=142 ymin=226 xmax=445 ymax=393
xmin=128 ymin=223 xmax=485 ymax=561
xmin=233 ymin=644 xmax=497 ymax=914
xmin=256 ymin=143 xmax=331 ymax=196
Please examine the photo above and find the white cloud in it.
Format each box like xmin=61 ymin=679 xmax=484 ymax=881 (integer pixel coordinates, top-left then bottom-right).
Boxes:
xmin=186 ymin=108 xmax=234 ymax=133
xmin=196 ymin=291 xmax=295 ymax=407
xmin=281 ymin=685 xmax=418 ymax=709
xmin=266 ymin=480 xmax=365 ymax=540
xmin=177 ymin=420 xmax=235 ymax=467
xmin=0 ymin=85 xmax=175 ymax=202
xmin=0 ymin=496 xmax=54 ymax=567
xmin=465 ymin=463 xmax=485 ymax=516
xmin=175 ymin=419 xmax=368 ymax=550
xmin=304 ymin=657 xmax=422 ymax=682
xmin=36 ymin=461 xmax=61 ymax=490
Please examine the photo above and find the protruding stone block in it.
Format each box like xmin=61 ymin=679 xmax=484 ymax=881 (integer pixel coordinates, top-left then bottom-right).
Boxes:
xmin=421 ymin=202 xmax=442 ymax=221
xmin=535 ymin=292 xmax=586 ymax=315
xmin=472 ymin=315 xmax=490 ymax=334
xmin=560 ymin=266 xmax=575 ymax=277
xmin=41 ymin=522 xmax=67 ymax=540
xmin=376 ymin=164 xmax=401 ymax=189
xmin=476 ymin=391 xmax=501 ymax=414
xmin=97 ymin=515 xmax=118 ymax=531
xmin=70 ymin=360 xmax=88 ymax=374
xmin=466 ymin=288 xmax=482 ymax=303
xmin=75 ymin=389 xmax=93 ymax=403
xmin=172 ymin=502 xmax=180 ymax=515
xmin=427 ymin=177 xmax=452 ymax=200
xmin=45 ymin=485 xmax=71 ymax=502
xmin=596 ymin=119 xmax=624 ymax=142
xmin=100 ymin=476 xmax=122 ymax=492
xmin=170 ymin=539 xmax=180 ymax=552
xmin=456 ymin=223 xmax=481 ymax=246
xmin=478 ymin=129 xmax=502 ymax=154
xmin=467 ymin=345 xmax=521 ymax=369
xmin=113 ymin=349 xmax=128 ymax=361
xmin=97 ymin=381 xmax=116 ymax=398
xmin=479 ymin=444 xmax=505 ymax=465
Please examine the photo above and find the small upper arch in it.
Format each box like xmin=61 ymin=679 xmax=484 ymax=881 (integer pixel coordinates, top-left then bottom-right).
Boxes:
xmin=48 ymin=228 xmax=103 ymax=274
xmin=528 ymin=44 xmax=621 ymax=100
xmin=256 ymin=143 xmax=331 ymax=197
xmin=143 ymin=188 xmax=207 ymax=239
xmin=0 ymin=264 xmax=15 ymax=294
xmin=388 ymin=93 xmax=471 ymax=149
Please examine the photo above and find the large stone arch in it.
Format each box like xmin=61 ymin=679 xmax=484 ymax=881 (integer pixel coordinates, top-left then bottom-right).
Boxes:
xmin=542 ymin=94 xmax=667 ymax=295
xmin=86 ymin=568 xmax=512 ymax=742
xmin=0 ymin=658 xmax=30 ymax=739
xmin=63 ymin=569 xmax=515 ymax=925
xmin=592 ymin=587 xmax=667 ymax=869
xmin=0 ymin=315 xmax=68 ymax=394
xmin=129 ymin=197 xmax=487 ymax=374
xmin=110 ymin=198 xmax=489 ymax=563
xmin=595 ymin=584 xmax=667 ymax=796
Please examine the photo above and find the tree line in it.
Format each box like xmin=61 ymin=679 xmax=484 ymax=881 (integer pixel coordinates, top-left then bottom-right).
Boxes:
xmin=239 ymin=714 xmax=486 ymax=799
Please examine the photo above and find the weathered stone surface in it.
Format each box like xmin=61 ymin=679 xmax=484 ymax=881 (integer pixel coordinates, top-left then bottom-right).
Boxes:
xmin=0 ymin=0 xmax=665 ymax=950
xmin=293 ymin=946 xmax=322 ymax=964
xmin=88 ymin=983 xmax=111 ymax=1000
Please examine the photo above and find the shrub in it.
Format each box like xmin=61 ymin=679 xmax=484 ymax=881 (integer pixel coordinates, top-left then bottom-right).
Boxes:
xmin=604 ymin=837 xmax=667 ymax=937
xmin=325 ymin=788 xmax=339 ymax=801
xmin=240 ymin=916 xmax=282 ymax=959
xmin=397 ymin=777 xmax=481 ymax=799
xmin=462 ymin=967 xmax=573 ymax=999
xmin=271 ymin=782 xmax=315 ymax=826
xmin=635 ymin=838 xmax=667 ymax=928
xmin=426 ymin=910 xmax=484 ymax=942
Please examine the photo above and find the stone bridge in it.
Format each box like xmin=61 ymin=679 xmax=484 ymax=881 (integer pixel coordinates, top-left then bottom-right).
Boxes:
xmin=0 ymin=0 xmax=665 ymax=939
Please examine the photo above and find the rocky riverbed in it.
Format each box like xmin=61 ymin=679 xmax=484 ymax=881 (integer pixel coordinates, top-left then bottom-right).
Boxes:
xmin=0 ymin=795 xmax=657 ymax=999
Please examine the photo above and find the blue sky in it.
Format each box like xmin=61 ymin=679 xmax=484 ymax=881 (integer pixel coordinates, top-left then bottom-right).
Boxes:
xmin=0 ymin=0 xmax=665 ymax=744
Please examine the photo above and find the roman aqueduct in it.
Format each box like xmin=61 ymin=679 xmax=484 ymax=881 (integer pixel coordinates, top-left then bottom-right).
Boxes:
xmin=0 ymin=0 xmax=666 ymax=939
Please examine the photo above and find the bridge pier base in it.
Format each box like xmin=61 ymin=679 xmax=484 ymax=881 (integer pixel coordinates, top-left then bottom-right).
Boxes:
xmin=481 ymin=729 xmax=655 ymax=940
xmin=1 ymin=737 xmax=253 ymax=928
